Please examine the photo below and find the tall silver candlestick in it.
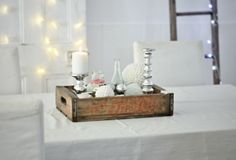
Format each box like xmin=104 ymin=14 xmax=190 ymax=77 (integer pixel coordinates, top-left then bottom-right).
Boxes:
xmin=142 ymin=48 xmax=155 ymax=93
xmin=72 ymin=73 xmax=88 ymax=93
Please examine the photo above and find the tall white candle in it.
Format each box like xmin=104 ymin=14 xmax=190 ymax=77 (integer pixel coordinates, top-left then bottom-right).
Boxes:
xmin=72 ymin=50 xmax=88 ymax=75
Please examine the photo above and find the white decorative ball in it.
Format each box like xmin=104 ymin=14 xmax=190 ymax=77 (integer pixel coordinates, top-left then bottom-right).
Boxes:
xmin=122 ymin=63 xmax=145 ymax=86
xmin=77 ymin=93 xmax=92 ymax=99
xmin=87 ymin=83 xmax=100 ymax=92
xmin=125 ymin=83 xmax=143 ymax=96
xmin=95 ymin=85 xmax=115 ymax=97
xmin=86 ymin=83 xmax=95 ymax=92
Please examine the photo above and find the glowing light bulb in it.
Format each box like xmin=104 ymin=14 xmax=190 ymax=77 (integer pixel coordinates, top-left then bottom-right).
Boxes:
xmin=44 ymin=36 xmax=50 ymax=45
xmin=204 ymin=53 xmax=214 ymax=59
xmin=211 ymin=20 xmax=215 ymax=24
xmin=51 ymin=48 xmax=59 ymax=57
xmin=34 ymin=15 xmax=44 ymax=26
xmin=0 ymin=35 xmax=9 ymax=45
xmin=46 ymin=47 xmax=59 ymax=58
xmin=48 ymin=21 xmax=58 ymax=30
xmin=74 ymin=39 xmax=84 ymax=47
xmin=47 ymin=0 xmax=56 ymax=6
xmin=208 ymin=4 xmax=213 ymax=9
xmin=36 ymin=67 xmax=46 ymax=76
xmin=212 ymin=65 xmax=217 ymax=70
xmin=46 ymin=46 xmax=53 ymax=53
xmin=207 ymin=40 xmax=211 ymax=44
xmin=0 ymin=5 xmax=9 ymax=15
xmin=74 ymin=22 xmax=83 ymax=30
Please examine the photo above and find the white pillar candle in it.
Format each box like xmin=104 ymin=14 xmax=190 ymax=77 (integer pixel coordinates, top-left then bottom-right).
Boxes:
xmin=72 ymin=50 xmax=88 ymax=75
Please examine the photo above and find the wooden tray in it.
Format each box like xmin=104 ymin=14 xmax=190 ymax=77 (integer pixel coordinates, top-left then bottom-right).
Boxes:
xmin=56 ymin=85 xmax=174 ymax=122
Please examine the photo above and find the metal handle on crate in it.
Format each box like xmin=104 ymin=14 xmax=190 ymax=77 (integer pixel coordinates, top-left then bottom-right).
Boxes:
xmin=60 ymin=97 xmax=67 ymax=106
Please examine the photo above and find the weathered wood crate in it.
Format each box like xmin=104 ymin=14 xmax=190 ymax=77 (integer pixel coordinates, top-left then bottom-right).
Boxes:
xmin=56 ymin=85 xmax=174 ymax=122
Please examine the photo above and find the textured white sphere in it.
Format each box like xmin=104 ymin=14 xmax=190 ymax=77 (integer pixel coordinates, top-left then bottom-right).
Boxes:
xmin=122 ymin=63 xmax=145 ymax=86
xmin=125 ymin=83 xmax=143 ymax=96
xmin=86 ymin=83 xmax=95 ymax=92
xmin=87 ymin=83 xmax=100 ymax=92
xmin=95 ymin=85 xmax=115 ymax=97
xmin=77 ymin=93 xmax=92 ymax=99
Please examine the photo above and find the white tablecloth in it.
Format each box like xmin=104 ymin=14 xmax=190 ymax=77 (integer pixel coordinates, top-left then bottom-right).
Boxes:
xmin=2 ymin=85 xmax=236 ymax=160
xmin=0 ymin=99 xmax=44 ymax=160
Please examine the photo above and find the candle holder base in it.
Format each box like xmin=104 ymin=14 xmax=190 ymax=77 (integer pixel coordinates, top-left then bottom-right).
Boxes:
xmin=72 ymin=73 xmax=88 ymax=94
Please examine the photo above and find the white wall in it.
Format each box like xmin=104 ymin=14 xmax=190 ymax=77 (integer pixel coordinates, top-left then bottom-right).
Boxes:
xmin=0 ymin=0 xmax=86 ymax=93
xmin=87 ymin=0 xmax=236 ymax=85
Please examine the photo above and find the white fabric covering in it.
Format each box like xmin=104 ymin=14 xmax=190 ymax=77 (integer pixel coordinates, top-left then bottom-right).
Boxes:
xmin=0 ymin=98 xmax=44 ymax=160
xmin=0 ymin=46 xmax=21 ymax=94
xmin=1 ymin=85 xmax=236 ymax=160
xmin=133 ymin=41 xmax=212 ymax=86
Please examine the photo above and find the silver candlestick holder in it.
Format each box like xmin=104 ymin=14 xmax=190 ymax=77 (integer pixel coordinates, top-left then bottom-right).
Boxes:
xmin=142 ymin=48 xmax=155 ymax=93
xmin=72 ymin=73 xmax=88 ymax=93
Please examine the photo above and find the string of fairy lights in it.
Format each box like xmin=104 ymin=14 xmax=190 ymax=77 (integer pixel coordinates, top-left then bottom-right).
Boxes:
xmin=1 ymin=1 xmax=219 ymax=79
xmin=0 ymin=0 xmax=85 ymax=77
xmin=0 ymin=4 xmax=9 ymax=45
xmin=204 ymin=1 xmax=219 ymax=72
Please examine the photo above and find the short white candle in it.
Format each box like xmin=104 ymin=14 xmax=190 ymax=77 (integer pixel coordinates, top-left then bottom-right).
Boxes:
xmin=72 ymin=50 xmax=88 ymax=75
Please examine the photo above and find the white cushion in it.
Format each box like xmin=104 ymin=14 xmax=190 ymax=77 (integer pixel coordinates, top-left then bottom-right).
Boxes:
xmin=133 ymin=41 xmax=210 ymax=86
xmin=0 ymin=98 xmax=44 ymax=160
xmin=0 ymin=46 xmax=21 ymax=94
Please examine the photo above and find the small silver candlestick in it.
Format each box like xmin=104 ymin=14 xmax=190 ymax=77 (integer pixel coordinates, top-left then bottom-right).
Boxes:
xmin=142 ymin=48 xmax=155 ymax=93
xmin=72 ymin=73 xmax=88 ymax=93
